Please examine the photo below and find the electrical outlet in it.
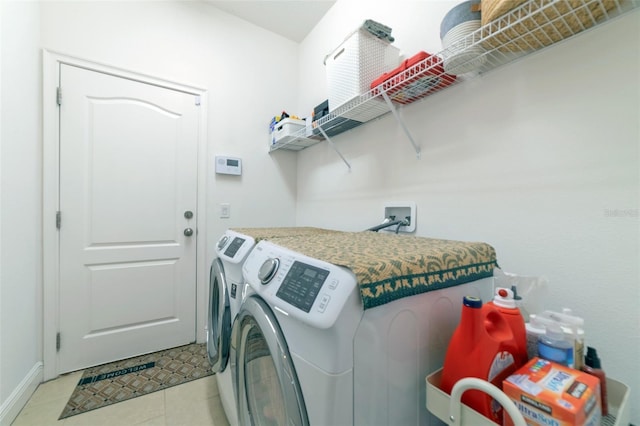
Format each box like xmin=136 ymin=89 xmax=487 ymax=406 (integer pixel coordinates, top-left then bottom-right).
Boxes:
xmin=383 ymin=202 xmax=416 ymax=233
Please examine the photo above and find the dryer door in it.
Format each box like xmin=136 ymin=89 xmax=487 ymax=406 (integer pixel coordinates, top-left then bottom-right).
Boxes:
xmin=233 ymin=296 xmax=309 ymax=426
xmin=207 ymin=258 xmax=231 ymax=372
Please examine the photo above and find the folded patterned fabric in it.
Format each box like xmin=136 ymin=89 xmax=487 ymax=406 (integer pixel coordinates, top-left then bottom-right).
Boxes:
xmin=235 ymin=228 xmax=498 ymax=310
xmin=231 ymin=226 xmax=341 ymax=243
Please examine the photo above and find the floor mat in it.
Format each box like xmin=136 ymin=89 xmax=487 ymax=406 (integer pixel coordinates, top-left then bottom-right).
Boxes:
xmin=59 ymin=343 xmax=213 ymax=419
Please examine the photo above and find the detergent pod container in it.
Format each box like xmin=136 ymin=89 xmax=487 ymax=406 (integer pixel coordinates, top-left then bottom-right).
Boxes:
xmin=537 ymin=323 xmax=574 ymax=367
xmin=440 ymin=292 xmax=527 ymax=424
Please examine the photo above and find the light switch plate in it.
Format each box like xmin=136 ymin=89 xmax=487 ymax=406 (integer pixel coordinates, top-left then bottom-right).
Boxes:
xmin=220 ymin=203 xmax=230 ymax=218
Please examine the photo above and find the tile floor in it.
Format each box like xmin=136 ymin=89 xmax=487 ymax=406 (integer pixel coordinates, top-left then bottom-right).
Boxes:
xmin=12 ymin=371 xmax=230 ymax=426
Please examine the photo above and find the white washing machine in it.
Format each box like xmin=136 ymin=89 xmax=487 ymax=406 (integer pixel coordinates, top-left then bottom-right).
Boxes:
xmin=208 ymin=229 xmax=256 ymax=426
xmin=232 ymin=239 xmax=494 ymax=426
xmin=209 ymin=227 xmax=342 ymax=426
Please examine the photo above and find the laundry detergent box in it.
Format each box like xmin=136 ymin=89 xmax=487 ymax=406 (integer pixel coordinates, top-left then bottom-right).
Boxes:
xmin=502 ymin=357 xmax=601 ymax=426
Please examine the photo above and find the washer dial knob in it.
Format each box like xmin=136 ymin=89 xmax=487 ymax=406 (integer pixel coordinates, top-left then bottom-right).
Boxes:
xmin=216 ymin=235 xmax=229 ymax=251
xmin=258 ymin=258 xmax=279 ymax=284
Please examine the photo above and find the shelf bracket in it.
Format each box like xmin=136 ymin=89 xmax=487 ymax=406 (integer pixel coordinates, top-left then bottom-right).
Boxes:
xmin=381 ymin=92 xmax=421 ymax=159
xmin=318 ymin=126 xmax=352 ymax=171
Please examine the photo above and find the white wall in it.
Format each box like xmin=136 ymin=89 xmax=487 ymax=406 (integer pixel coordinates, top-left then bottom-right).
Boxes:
xmin=297 ymin=2 xmax=639 ymax=423
xmin=40 ymin=0 xmax=300 ymax=243
xmin=1 ymin=0 xmax=300 ymax=422
xmin=0 ymin=1 xmax=44 ymax=423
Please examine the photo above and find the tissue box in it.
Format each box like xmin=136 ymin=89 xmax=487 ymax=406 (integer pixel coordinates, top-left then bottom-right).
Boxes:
xmin=503 ymin=358 xmax=601 ymax=426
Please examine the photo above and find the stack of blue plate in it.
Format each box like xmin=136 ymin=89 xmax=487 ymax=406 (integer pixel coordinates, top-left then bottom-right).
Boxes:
xmin=440 ymin=1 xmax=486 ymax=75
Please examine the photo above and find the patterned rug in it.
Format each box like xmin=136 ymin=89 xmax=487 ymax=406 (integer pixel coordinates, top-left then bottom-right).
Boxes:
xmin=59 ymin=343 xmax=213 ymax=419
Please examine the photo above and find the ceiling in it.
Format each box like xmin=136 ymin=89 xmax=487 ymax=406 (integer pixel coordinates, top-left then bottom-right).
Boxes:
xmin=206 ymin=0 xmax=336 ymax=43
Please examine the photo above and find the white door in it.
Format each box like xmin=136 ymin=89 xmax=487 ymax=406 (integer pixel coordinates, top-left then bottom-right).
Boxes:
xmin=58 ymin=64 xmax=199 ymax=373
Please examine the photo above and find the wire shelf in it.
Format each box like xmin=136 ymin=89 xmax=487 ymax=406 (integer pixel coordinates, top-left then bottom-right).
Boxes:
xmin=270 ymin=0 xmax=639 ymax=153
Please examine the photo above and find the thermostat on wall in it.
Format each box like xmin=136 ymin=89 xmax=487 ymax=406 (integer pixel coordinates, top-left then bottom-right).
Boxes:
xmin=215 ymin=156 xmax=242 ymax=176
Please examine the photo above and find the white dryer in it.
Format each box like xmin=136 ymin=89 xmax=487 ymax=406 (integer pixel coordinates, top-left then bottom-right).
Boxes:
xmin=208 ymin=229 xmax=256 ymax=426
xmin=232 ymin=239 xmax=494 ymax=425
xmin=209 ymin=227 xmax=342 ymax=426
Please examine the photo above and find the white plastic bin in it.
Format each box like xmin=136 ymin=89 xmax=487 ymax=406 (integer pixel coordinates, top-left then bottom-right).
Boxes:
xmin=270 ymin=118 xmax=306 ymax=146
xmin=324 ymin=29 xmax=399 ymax=113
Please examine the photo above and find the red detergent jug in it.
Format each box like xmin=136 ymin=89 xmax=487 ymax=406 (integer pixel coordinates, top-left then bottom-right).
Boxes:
xmin=484 ymin=287 xmax=528 ymax=365
xmin=440 ymin=290 xmax=527 ymax=424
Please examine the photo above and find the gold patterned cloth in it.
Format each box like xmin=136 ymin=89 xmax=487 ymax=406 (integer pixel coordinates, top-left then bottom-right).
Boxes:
xmin=232 ymin=227 xmax=341 ymax=242
xmin=233 ymin=228 xmax=497 ymax=310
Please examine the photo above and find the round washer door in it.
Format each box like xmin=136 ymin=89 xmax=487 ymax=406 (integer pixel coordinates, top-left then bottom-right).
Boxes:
xmin=233 ymin=296 xmax=309 ymax=426
xmin=207 ymin=258 xmax=231 ymax=373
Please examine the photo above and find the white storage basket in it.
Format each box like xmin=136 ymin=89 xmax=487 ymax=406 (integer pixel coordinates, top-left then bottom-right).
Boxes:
xmin=324 ymin=29 xmax=399 ymax=113
xmin=270 ymin=118 xmax=306 ymax=146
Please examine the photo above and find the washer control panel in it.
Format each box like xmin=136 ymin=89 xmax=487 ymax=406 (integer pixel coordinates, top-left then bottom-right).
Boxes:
xmin=243 ymin=240 xmax=358 ymax=329
xmin=276 ymin=261 xmax=329 ymax=313
xmin=215 ymin=230 xmax=255 ymax=264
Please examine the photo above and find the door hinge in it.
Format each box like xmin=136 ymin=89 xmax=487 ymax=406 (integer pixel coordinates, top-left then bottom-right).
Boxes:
xmin=56 ymin=211 xmax=61 ymax=229
xmin=195 ymin=95 xmax=201 ymax=106
xmin=56 ymin=87 xmax=62 ymax=106
xmin=56 ymin=332 xmax=61 ymax=352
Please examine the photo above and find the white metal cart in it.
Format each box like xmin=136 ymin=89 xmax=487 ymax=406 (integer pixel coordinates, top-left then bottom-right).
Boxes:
xmin=426 ymin=368 xmax=630 ymax=426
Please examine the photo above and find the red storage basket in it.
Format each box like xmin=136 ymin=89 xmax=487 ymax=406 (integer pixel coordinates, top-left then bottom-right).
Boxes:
xmin=371 ymin=51 xmax=457 ymax=105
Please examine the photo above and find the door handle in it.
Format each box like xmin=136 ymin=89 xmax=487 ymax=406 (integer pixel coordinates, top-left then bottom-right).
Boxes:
xmin=184 ymin=228 xmax=194 ymax=237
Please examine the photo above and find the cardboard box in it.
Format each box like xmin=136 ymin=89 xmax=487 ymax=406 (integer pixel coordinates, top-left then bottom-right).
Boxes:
xmin=503 ymin=358 xmax=601 ymax=426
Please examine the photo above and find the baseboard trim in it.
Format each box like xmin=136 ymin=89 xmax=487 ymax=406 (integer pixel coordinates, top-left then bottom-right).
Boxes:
xmin=0 ymin=362 xmax=43 ymax=426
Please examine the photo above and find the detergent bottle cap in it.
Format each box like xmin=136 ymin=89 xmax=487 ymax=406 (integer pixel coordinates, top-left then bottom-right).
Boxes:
xmin=492 ymin=287 xmax=517 ymax=309
xmin=463 ymin=296 xmax=482 ymax=309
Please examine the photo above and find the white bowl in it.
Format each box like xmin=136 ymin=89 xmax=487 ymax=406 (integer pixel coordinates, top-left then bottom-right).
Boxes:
xmin=442 ymin=20 xmax=481 ymax=48
xmin=443 ymin=47 xmax=486 ymax=75
xmin=441 ymin=19 xmax=485 ymax=75
xmin=440 ymin=0 xmax=482 ymax=40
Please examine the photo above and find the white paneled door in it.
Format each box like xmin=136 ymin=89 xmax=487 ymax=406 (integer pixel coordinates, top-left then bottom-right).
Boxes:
xmin=58 ymin=64 xmax=199 ymax=373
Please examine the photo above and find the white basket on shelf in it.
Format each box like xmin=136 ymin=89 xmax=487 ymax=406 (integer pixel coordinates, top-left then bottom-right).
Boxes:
xmin=269 ymin=118 xmax=306 ymax=147
xmin=324 ymin=28 xmax=399 ymax=113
